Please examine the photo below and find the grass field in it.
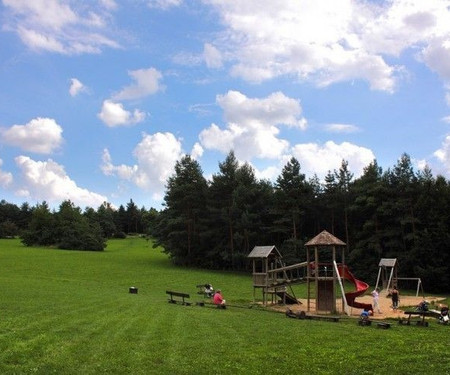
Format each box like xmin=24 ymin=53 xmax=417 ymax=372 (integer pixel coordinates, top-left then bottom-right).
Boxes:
xmin=1 ymin=237 xmax=449 ymax=374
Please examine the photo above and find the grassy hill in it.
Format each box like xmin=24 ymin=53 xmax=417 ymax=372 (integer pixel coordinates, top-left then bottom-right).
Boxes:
xmin=0 ymin=237 xmax=449 ymax=374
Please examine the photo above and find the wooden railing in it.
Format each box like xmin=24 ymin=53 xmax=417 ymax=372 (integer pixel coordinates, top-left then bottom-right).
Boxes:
xmin=253 ymin=261 xmax=309 ymax=287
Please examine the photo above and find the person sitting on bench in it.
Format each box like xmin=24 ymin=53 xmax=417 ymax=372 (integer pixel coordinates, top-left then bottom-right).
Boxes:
xmin=205 ymin=284 xmax=214 ymax=298
xmin=213 ymin=289 xmax=226 ymax=309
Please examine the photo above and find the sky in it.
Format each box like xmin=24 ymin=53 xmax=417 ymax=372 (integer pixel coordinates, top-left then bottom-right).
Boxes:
xmin=1 ymin=0 xmax=450 ymax=211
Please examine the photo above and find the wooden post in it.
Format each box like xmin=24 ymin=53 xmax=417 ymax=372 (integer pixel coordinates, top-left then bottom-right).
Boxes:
xmin=332 ymin=245 xmax=336 ymax=313
xmin=315 ymin=246 xmax=319 ymax=313
xmin=307 ymin=247 xmax=311 ymax=312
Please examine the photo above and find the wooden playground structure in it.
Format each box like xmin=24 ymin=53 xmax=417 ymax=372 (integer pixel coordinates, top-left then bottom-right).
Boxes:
xmin=247 ymin=245 xmax=307 ymax=306
xmin=248 ymin=230 xmax=372 ymax=315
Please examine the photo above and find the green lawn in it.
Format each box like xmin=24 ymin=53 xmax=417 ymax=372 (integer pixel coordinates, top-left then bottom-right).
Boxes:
xmin=0 ymin=237 xmax=449 ymax=374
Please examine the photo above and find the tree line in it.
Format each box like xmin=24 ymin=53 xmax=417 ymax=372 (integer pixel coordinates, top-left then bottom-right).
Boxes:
xmin=0 ymin=199 xmax=157 ymax=251
xmin=150 ymin=151 xmax=450 ymax=293
xmin=1 ymin=150 xmax=449 ymax=292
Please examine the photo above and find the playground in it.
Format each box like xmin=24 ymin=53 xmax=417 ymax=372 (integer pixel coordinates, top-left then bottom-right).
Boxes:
xmin=248 ymin=230 xmax=445 ymax=321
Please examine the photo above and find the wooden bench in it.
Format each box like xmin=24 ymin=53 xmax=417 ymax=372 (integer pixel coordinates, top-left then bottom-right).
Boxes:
xmin=377 ymin=322 xmax=391 ymax=329
xmin=306 ymin=314 xmax=340 ymax=322
xmin=285 ymin=309 xmax=339 ymax=322
xmin=166 ymin=291 xmax=191 ymax=306
xmin=398 ymin=311 xmax=431 ymax=327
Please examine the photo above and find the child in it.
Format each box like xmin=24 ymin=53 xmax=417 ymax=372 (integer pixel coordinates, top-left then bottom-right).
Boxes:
xmin=371 ymin=288 xmax=381 ymax=313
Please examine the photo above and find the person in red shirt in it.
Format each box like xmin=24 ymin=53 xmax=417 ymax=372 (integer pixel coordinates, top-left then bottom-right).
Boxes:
xmin=213 ymin=289 xmax=226 ymax=309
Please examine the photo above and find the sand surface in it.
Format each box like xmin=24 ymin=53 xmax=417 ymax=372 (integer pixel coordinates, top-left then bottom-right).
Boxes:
xmin=273 ymin=291 xmax=445 ymax=320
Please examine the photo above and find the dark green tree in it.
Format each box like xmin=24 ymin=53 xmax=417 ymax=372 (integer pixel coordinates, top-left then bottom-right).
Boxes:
xmin=126 ymin=199 xmax=140 ymax=234
xmin=55 ymin=200 xmax=105 ymax=251
xmin=21 ymin=202 xmax=55 ymax=246
xmin=0 ymin=219 xmax=19 ymax=238
xmin=348 ymin=160 xmax=384 ymax=281
xmin=232 ymin=162 xmax=273 ymax=268
xmin=155 ymin=155 xmax=208 ymax=266
xmin=96 ymin=202 xmax=117 ymax=238
xmin=334 ymin=160 xmax=354 ymax=249
xmin=273 ymin=157 xmax=311 ymax=262
xmin=0 ymin=200 xmax=21 ymax=235
xmin=113 ymin=205 xmax=127 ymax=236
xmin=206 ymin=151 xmax=243 ymax=269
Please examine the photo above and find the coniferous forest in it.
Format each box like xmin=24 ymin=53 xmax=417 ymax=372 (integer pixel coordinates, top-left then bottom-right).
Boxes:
xmin=1 ymin=151 xmax=449 ymax=292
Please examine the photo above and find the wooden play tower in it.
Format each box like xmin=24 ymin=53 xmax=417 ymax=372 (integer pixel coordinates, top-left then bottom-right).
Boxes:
xmin=248 ymin=245 xmax=307 ymax=305
xmin=305 ymin=230 xmax=346 ymax=314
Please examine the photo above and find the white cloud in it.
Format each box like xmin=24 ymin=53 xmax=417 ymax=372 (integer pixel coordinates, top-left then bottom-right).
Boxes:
xmin=100 ymin=0 xmax=118 ymax=10
xmin=325 ymin=123 xmax=360 ymax=133
xmin=191 ymin=142 xmax=204 ymax=159
xmin=446 ymin=92 xmax=450 ymax=106
xmin=147 ymin=0 xmax=182 ymax=9
xmin=2 ymin=0 xmax=120 ymax=54
xmin=253 ymin=165 xmax=280 ymax=181
xmin=433 ymin=134 xmax=450 ymax=174
xmin=291 ymin=140 xmax=375 ymax=179
xmin=421 ymin=39 xmax=450 ymax=81
xmin=442 ymin=115 xmax=450 ymax=123
xmin=218 ymin=91 xmax=306 ymax=129
xmin=113 ymin=68 xmax=164 ymax=101
xmin=0 ymin=117 xmax=63 ymax=154
xmin=14 ymin=155 xmax=107 ymax=207
xmin=69 ymin=78 xmax=86 ymax=97
xmin=203 ymin=43 xmax=223 ymax=69
xmin=0 ymin=159 xmax=13 ymax=188
xmin=199 ymin=90 xmax=306 ymax=161
xmin=101 ymin=132 xmax=183 ymax=198
xmin=207 ymin=0 xmax=450 ymax=91
xmin=98 ymin=100 xmax=146 ymax=127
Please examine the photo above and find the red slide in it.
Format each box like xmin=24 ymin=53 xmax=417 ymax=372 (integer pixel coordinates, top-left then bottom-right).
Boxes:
xmin=337 ymin=265 xmax=373 ymax=312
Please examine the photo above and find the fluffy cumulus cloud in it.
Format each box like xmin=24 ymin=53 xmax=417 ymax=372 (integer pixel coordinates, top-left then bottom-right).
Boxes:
xmin=191 ymin=142 xmax=204 ymax=159
xmin=206 ymin=0 xmax=450 ymax=91
xmin=291 ymin=141 xmax=375 ymax=179
xmin=69 ymin=78 xmax=86 ymax=97
xmin=14 ymin=155 xmax=107 ymax=207
xmin=2 ymin=0 xmax=120 ymax=54
xmin=0 ymin=159 xmax=13 ymax=188
xmin=199 ymin=90 xmax=306 ymax=160
xmin=98 ymin=100 xmax=146 ymax=127
xmin=101 ymin=132 xmax=183 ymax=198
xmin=434 ymin=135 xmax=450 ymax=174
xmin=112 ymin=68 xmax=164 ymax=101
xmin=0 ymin=117 xmax=63 ymax=154
xmin=421 ymin=39 xmax=450 ymax=81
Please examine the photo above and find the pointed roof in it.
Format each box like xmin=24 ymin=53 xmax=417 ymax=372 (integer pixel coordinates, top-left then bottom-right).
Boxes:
xmin=247 ymin=245 xmax=282 ymax=258
xmin=305 ymin=230 xmax=346 ymax=247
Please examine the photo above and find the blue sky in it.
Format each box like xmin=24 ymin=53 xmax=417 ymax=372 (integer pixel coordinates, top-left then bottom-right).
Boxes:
xmin=1 ymin=0 xmax=450 ymax=210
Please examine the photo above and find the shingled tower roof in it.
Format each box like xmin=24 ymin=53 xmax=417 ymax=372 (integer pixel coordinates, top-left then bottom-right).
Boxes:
xmin=305 ymin=230 xmax=346 ymax=247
